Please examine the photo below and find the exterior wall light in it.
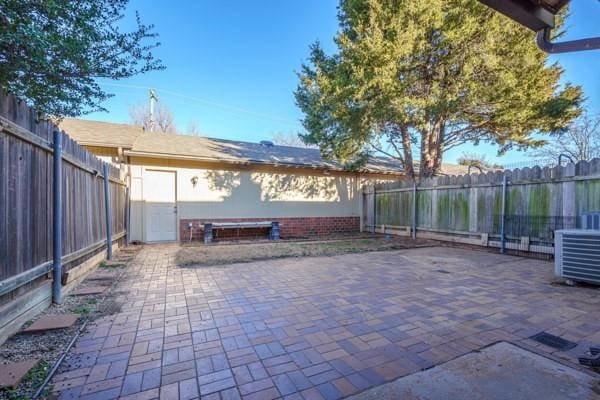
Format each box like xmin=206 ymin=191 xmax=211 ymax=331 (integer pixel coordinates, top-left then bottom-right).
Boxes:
xmin=191 ymin=175 xmax=199 ymax=187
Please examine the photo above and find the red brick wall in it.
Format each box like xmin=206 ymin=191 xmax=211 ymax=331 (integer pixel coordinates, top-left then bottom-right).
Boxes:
xmin=180 ymin=216 xmax=360 ymax=241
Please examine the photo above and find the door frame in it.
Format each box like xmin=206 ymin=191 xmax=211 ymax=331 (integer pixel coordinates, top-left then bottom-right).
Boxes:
xmin=143 ymin=168 xmax=178 ymax=242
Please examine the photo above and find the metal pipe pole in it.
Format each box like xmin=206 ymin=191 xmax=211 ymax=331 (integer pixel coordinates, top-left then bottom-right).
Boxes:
xmin=125 ymin=187 xmax=130 ymax=246
xmin=500 ymin=175 xmax=507 ymax=254
xmin=52 ymin=131 xmax=62 ymax=304
xmin=412 ymin=181 xmax=417 ymax=239
xmin=373 ymin=187 xmax=377 ymax=234
xmin=103 ymin=164 xmax=113 ymax=260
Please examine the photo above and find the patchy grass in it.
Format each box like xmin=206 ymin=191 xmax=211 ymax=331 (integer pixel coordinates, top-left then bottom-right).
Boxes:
xmin=71 ymin=306 xmax=90 ymax=315
xmin=177 ymin=236 xmax=434 ymax=267
xmin=99 ymin=261 xmax=126 ymax=269
xmin=1 ymin=360 xmax=50 ymax=400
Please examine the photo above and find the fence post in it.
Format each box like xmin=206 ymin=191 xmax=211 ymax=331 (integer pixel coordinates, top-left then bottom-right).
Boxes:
xmin=52 ymin=131 xmax=63 ymax=304
xmin=125 ymin=186 xmax=130 ymax=246
xmin=373 ymin=187 xmax=377 ymax=234
xmin=562 ymin=162 xmax=576 ymax=223
xmin=500 ymin=175 xmax=507 ymax=254
xmin=412 ymin=181 xmax=417 ymax=239
xmin=103 ymin=164 xmax=113 ymax=260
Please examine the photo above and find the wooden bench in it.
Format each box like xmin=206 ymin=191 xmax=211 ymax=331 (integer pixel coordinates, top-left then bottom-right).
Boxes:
xmin=202 ymin=221 xmax=280 ymax=244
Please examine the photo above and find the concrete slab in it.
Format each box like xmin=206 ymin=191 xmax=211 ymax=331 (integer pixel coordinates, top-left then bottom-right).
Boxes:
xmin=0 ymin=359 xmax=40 ymax=389
xmin=69 ymin=286 xmax=106 ymax=296
xmin=349 ymin=342 xmax=600 ymax=400
xmin=22 ymin=314 xmax=78 ymax=333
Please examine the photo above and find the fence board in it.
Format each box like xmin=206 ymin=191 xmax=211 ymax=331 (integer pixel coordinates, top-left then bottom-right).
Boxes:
xmin=367 ymin=159 xmax=600 ymax=255
xmin=0 ymin=87 xmax=127 ymax=306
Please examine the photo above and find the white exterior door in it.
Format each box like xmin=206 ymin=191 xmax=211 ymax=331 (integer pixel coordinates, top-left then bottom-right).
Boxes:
xmin=144 ymin=170 xmax=177 ymax=242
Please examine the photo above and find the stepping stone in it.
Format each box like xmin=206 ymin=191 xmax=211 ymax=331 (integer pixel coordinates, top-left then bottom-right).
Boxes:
xmin=0 ymin=359 xmax=40 ymax=389
xmin=70 ymin=286 xmax=106 ymax=296
xmin=22 ymin=314 xmax=79 ymax=333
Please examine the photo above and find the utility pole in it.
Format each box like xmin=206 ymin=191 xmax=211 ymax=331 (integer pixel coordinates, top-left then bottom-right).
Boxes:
xmin=149 ymin=88 xmax=158 ymax=132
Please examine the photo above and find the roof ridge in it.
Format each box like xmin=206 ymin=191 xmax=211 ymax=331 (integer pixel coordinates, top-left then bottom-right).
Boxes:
xmin=59 ymin=118 xmax=405 ymax=175
xmin=62 ymin=118 xmax=323 ymax=152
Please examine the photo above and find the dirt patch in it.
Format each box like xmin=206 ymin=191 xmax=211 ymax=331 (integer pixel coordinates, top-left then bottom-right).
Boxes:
xmin=0 ymin=247 xmax=139 ymax=400
xmin=177 ymin=235 xmax=436 ymax=267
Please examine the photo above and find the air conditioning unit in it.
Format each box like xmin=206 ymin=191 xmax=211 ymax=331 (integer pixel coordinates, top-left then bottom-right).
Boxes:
xmin=555 ymin=229 xmax=600 ymax=285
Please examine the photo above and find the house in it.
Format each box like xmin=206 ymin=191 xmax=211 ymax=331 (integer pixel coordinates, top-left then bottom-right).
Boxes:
xmin=59 ymin=119 xmax=404 ymax=242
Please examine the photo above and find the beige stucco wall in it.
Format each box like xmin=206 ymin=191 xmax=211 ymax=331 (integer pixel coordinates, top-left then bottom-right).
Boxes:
xmin=84 ymin=146 xmax=123 ymax=166
xmin=126 ymin=156 xmax=399 ymax=241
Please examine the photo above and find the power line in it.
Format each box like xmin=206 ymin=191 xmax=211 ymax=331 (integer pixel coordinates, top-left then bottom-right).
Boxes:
xmin=98 ymin=81 xmax=303 ymax=128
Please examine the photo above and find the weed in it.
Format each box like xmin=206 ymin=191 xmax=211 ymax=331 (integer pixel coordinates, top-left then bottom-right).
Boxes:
xmin=71 ymin=306 xmax=89 ymax=315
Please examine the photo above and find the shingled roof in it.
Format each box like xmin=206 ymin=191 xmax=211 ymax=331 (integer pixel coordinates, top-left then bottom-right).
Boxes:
xmin=59 ymin=118 xmax=142 ymax=147
xmin=59 ymin=118 xmax=404 ymax=175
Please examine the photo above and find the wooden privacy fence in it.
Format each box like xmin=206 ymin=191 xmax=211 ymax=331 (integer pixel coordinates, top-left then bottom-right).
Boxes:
xmin=0 ymin=87 xmax=127 ymax=344
xmin=364 ymin=160 xmax=600 ymax=255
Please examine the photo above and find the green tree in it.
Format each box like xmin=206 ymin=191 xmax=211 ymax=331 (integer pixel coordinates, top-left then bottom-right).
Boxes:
xmin=0 ymin=0 xmax=164 ymax=117
xmin=295 ymin=0 xmax=582 ymax=179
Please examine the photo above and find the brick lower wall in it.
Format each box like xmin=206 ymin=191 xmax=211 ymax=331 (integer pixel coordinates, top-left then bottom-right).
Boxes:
xmin=180 ymin=216 xmax=360 ymax=241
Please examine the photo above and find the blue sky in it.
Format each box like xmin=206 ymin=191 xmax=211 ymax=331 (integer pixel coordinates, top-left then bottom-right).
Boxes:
xmin=89 ymin=0 xmax=600 ymax=166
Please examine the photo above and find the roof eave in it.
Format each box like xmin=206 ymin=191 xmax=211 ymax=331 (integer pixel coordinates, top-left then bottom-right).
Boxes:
xmin=123 ymin=150 xmax=403 ymax=176
xmin=74 ymin=140 xmax=135 ymax=148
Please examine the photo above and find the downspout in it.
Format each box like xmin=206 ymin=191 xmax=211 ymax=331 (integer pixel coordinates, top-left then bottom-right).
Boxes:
xmin=536 ymin=27 xmax=600 ymax=53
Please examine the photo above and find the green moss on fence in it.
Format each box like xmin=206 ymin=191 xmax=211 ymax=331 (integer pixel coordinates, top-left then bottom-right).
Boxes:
xmin=528 ymin=185 xmax=550 ymax=216
xmin=508 ymin=188 xmax=521 ymax=215
xmin=454 ymin=192 xmax=469 ymax=230
xmin=576 ymin=180 xmax=600 ymax=214
xmin=417 ymin=190 xmax=431 ymax=227
xmin=437 ymin=192 xmax=450 ymax=228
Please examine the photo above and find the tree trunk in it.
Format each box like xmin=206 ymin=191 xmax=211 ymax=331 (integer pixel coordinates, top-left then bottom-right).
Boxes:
xmin=400 ymin=126 xmax=415 ymax=179
xmin=419 ymin=122 xmax=445 ymax=178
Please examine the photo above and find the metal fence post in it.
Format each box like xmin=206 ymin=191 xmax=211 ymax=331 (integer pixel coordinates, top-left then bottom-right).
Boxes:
xmin=373 ymin=188 xmax=377 ymax=234
xmin=500 ymin=175 xmax=507 ymax=254
xmin=412 ymin=181 xmax=417 ymax=239
xmin=52 ymin=131 xmax=63 ymax=304
xmin=125 ymin=186 xmax=130 ymax=246
xmin=103 ymin=164 xmax=113 ymax=260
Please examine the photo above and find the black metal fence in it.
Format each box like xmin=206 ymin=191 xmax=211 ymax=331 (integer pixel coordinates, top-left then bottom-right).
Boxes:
xmin=481 ymin=215 xmax=578 ymax=258
xmin=483 ymin=215 xmax=577 ymax=241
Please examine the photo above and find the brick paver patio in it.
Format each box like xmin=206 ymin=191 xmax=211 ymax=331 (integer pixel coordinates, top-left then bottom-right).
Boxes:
xmin=52 ymin=245 xmax=600 ymax=400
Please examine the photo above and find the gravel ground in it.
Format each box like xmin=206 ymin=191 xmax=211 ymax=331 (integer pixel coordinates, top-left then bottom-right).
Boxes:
xmin=0 ymin=247 xmax=139 ymax=400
